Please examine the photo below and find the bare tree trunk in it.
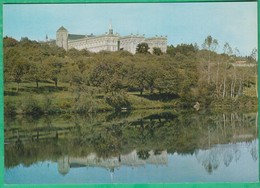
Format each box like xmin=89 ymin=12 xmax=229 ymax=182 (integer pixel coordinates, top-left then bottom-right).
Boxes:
xmin=230 ymin=81 xmax=233 ymax=97
xmin=223 ymin=113 xmax=226 ymax=136
xmin=222 ymin=77 xmax=226 ymax=98
xmin=208 ymin=63 xmax=211 ymax=84
xmin=207 ymin=52 xmax=211 ymax=84
xmin=238 ymin=77 xmax=243 ymax=96
xmin=140 ymin=88 xmax=143 ymax=96
xmin=231 ymin=79 xmax=236 ymax=98
xmin=233 ymin=79 xmax=236 ymax=98
xmin=233 ymin=68 xmax=237 ymax=98
xmin=216 ymin=61 xmax=220 ymax=97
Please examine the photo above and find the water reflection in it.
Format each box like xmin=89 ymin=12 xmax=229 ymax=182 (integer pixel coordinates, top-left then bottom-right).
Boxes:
xmin=58 ymin=150 xmax=168 ymax=176
xmin=4 ymin=110 xmax=259 ymax=183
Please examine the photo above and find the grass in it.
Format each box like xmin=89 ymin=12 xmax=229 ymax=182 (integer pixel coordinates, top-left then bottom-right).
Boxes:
xmin=5 ymin=81 xmax=257 ymax=115
xmin=128 ymin=93 xmax=179 ymax=109
xmin=4 ymin=82 xmax=180 ymax=115
xmin=243 ymin=85 xmax=257 ymax=97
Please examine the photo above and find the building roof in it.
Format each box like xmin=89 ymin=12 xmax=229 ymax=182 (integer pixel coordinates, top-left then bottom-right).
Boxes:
xmin=120 ymin=35 xmax=145 ymax=39
xmin=57 ymin=26 xmax=68 ymax=32
xmin=68 ymin=34 xmax=86 ymax=40
xmin=145 ymin=36 xmax=167 ymax=41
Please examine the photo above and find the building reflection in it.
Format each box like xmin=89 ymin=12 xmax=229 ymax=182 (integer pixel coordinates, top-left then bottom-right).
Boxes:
xmin=57 ymin=139 xmax=258 ymax=177
xmin=58 ymin=150 xmax=168 ymax=176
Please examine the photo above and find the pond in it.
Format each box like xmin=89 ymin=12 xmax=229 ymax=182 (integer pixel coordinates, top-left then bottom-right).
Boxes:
xmin=4 ymin=109 xmax=259 ymax=184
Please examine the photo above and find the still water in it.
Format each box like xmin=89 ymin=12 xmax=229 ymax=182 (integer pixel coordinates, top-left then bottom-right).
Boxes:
xmin=4 ymin=110 xmax=259 ymax=184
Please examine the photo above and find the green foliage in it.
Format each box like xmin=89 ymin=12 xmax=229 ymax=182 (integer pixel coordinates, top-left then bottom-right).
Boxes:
xmin=117 ymin=50 xmax=133 ymax=57
xmin=136 ymin=42 xmax=150 ymax=54
xmin=42 ymin=94 xmax=53 ymax=113
xmin=12 ymin=59 xmax=30 ymax=84
xmin=202 ymin=35 xmax=218 ymax=51
xmin=26 ymin=61 xmax=46 ymax=88
xmin=5 ymin=54 xmax=30 ymax=91
xmin=197 ymin=83 xmax=216 ymax=106
xmin=105 ymin=92 xmax=131 ymax=111
xmin=153 ymin=47 xmax=163 ymax=56
xmin=167 ymin=44 xmax=197 ymax=57
xmin=3 ymin=36 xmax=257 ymax=113
xmin=43 ymin=56 xmax=66 ymax=88
xmin=90 ymin=60 xmax=125 ymax=93
xmin=4 ymin=100 xmax=17 ymax=115
xmin=18 ymin=96 xmax=43 ymax=115
xmin=4 ymin=36 xmax=18 ymax=47
xmin=73 ymin=93 xmax=97 ymax=113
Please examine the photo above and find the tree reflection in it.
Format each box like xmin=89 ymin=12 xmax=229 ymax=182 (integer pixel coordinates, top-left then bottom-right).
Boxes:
xmin=15 ymin=137 xmax=24 ymax=153
xmin=223 ymin=149 xmax=233 ymax=167
xmin=4 ymin=110 xmax=258 ymax=174
xmin=137 ymin=150 xmax=150 ymax=160
xmin=250 ymin=140 xmax=258 ymax=162
xmin=195 ymin=148 xmax=221 ymax=174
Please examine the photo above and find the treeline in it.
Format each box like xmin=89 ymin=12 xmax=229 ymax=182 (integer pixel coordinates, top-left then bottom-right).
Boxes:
xmin=4 ymin=36 xmax=258 ymax=111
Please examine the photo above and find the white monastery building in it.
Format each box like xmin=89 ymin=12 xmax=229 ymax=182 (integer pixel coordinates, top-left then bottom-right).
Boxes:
xmin=56 ymin=24 xmax=167 ymax=54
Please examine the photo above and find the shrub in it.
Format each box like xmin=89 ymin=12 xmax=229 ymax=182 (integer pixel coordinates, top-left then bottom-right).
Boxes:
xmin=19 ymin=96 xmax=43 ymax=115
xmin=105 ymin=92 xmax=131 ymax=111
xmin=73 ymin=93 xmax=98 ymax=114
xmin=42 ymin=94 xmax=52 ymax=113
xmin=4 ymin=101 xmax=17 ymax=115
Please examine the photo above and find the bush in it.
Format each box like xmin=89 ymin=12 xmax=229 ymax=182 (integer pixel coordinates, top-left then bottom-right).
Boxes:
xmin=4 ymin=101 xmax=17 ymax=115
xmin=42 ymin=94 xmax=52 ymax=113
xmin=105 ymin=92 xmax=131 ymax=111
xmin=19 ymin=96 xmax=43 ymax=115
xmin=73 ymin=93 xmax=98 ymax=113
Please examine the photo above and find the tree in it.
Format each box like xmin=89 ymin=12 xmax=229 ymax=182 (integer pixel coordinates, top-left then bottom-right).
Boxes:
xmin=220 ymin=43 xmax=233 ymax=98
xmin=4 ymin=36 xmax=18 ymax=48
xmin=4 ymin=39 xmax=31 ymax=91
xmin=223 ymin=42 xmax=233 ymax=55
xmin=11 ymin=58 xmax=30 ymax=92
xmin=250 ymin=48 xmax=258 ymax=98
xmin=105 ymin=91 xmax=130 ymax=111
xmin=136 ymin=43 xmax=150 ymax=54
xmin=202 ymin=35 xmax=218 ymax=84
xmin=44 ymin=56 xmax=65 ymax=88
xmin=166 ymin=45 xmax=176 ymax=56
xmin=194 ymin=43 xmax=200 ymax=51
xmin=128 ymin=62 xmax=148 ymax=95
xmin=89 ymin=61 xmax=124 ymax=93
xmin=166 ymin=44 xmax=197 ymax=57
xmin=63 ymin=62 xmax=84 ymax=86
xmin=26 ymin=61 xmax=46 ymax=88
xmin=153 ymin=47 xmax=163 ymax=56
xmin=156 ymin=64 xmax=179 ymax=95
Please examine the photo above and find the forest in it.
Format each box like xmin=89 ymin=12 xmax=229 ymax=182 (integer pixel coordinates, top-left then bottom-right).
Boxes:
xmin=3 ymin=36 xmax=258 ymax=115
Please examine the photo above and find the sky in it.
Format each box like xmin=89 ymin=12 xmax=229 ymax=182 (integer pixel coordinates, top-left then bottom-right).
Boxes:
xmin=3 ymin=2 xmax=258 ymax=56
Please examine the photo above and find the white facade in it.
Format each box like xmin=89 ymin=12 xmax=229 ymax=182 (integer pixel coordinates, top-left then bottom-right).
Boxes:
xmin=56 ymin=25 xmax=167 ymax=54
xmin=145 ymin=37 xmax=167 ymax=54
xmin=56 ymin=26 xmax=69 ymax=50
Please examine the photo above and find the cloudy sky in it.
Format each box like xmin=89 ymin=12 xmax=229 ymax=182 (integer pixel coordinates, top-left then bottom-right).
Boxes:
xmin=3 ymin=2 xmax=257 ymax=56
